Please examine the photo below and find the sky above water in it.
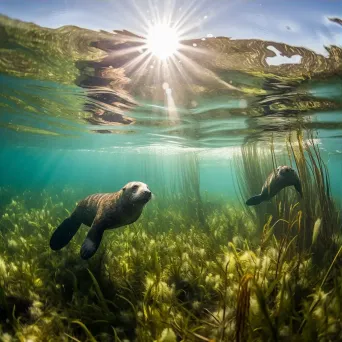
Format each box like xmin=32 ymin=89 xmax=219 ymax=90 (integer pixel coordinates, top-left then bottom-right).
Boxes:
xmin=0 ymin=0 xmax=341 ymax=55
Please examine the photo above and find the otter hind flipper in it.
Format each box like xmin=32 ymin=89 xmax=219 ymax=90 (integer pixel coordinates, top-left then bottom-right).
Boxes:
xmin=50 ymin=216 xmax=81 ymax=251
xmin=246 ymin=194 xmax=264 ymax=206
xmin=80 ymin=224 xmax=105 ymax=260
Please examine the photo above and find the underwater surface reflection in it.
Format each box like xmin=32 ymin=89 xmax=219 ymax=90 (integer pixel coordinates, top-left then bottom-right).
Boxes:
xmin=0 ymin=10 xmax=341 ymax=147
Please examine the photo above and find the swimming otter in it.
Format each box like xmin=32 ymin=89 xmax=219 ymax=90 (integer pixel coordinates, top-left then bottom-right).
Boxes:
xmin=246 ymin=166 xmax=302 ymax=206
xmin=49 ymin=181 xmax=152 ymax=260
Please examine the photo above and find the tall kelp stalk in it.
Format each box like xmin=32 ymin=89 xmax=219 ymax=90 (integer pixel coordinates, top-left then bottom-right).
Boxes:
xmin=141 ymin=153 xmax=170 ymax=203
xmin=139 ymin=154 xmax=175 ymax=235
xmin=176 ymin=153 xmax=209 ymax=231
xmin=142 ymin=152 xmax=209 ymax=233
xmin=140 ymin=152 xmax=207 ymax=236
xmin=287 ymin=131 xmax=341 ymax=257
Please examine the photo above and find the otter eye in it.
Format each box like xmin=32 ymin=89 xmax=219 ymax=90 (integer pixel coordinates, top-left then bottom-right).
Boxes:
xmin=122 ymin=187 xmax=126 ymax=192
xmin=132 ymin=185 xmax=139 ymax=191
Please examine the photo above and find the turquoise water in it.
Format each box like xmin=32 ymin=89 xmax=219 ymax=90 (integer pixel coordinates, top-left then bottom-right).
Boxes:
xmin=1 ymin=145 xmax=342 ymax=201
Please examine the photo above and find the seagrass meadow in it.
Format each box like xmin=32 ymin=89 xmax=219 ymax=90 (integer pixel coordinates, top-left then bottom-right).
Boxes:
xmin=0 ymin=132 xmax=341 ymax=342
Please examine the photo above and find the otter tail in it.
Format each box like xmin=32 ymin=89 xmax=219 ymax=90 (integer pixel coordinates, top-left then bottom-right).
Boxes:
xmin=50 ymin=216 xmax=81 ymax=251
xmin=246 ymin=194 xmax=265 ymax=206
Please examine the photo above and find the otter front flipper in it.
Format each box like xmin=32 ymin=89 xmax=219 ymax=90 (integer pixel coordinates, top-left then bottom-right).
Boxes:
xmin=80 ymin=222 xmax=105 ymax=260
xmin=246 ymin=194 xmax=265 ymax=206
xmin=50 ymin=216 xmax=81 ymax=250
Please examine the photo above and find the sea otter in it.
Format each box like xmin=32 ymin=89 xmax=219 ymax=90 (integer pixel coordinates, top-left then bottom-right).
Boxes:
xmin=246 ymin=166 xmax=302 ymax=206
xmin=49 ymin=181 xmax=152 ymax=259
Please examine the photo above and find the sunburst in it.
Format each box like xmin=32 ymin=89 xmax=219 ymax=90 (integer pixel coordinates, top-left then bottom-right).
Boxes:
xmin=146 ymin=23 xmax=180 ymax=59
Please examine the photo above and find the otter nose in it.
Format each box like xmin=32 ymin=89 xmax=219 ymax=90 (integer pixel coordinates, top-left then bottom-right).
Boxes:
xmin=144 ymin=190 xmax=152 ymax=198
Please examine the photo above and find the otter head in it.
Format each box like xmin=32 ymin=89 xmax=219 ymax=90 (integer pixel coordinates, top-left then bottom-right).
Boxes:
xmin=277 ymin=166 xmax=303 ymax=197
xmin=277 ymin=165 xmax=294 ymax=176
xmin=120 ymin=181 xmax=152 ymax=205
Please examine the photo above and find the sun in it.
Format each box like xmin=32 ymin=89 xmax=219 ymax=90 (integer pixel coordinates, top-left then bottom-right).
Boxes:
xmin=146 ymin=23 xmax=180 ymax=60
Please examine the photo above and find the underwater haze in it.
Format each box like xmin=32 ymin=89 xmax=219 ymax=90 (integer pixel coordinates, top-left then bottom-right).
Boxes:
xmin=0 ymin=0 xmax=342 ymax=341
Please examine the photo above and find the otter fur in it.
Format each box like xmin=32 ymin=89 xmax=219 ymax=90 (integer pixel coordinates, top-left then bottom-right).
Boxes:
xmin=49 ymin=181 xmax=151 ymax=259
xmin=246 ymin=166 xmax=302 ymax=206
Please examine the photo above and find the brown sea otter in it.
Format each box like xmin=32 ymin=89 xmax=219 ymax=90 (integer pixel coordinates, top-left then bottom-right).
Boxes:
xmin=246 ymin=165 xmax=302 ymax=206
xmin=49 ymin=181 xmax=151 ymax=259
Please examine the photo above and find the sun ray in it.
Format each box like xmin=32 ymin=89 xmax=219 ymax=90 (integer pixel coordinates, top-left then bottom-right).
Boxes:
xmin=173 ymin=50 xmax=241 ymax=92
xmin=168 ymin=57 xmax=197 ymax=95
xmin=178 ymin=42 xmax=213 ymax=57
xmin=128 ymin=54 xmax=154 ymax=87
xmin=148 ymin=0 xmax=162 ymax=27
xmin=106 ymin=45 xmax=145 ymax=59
xmin=172 ymin=0 xmax=202 ymax=33
xmin=165 ymin=0 xmax=176 ymax=26
xmin=121 ymin=49 xmax=151 ymax=72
